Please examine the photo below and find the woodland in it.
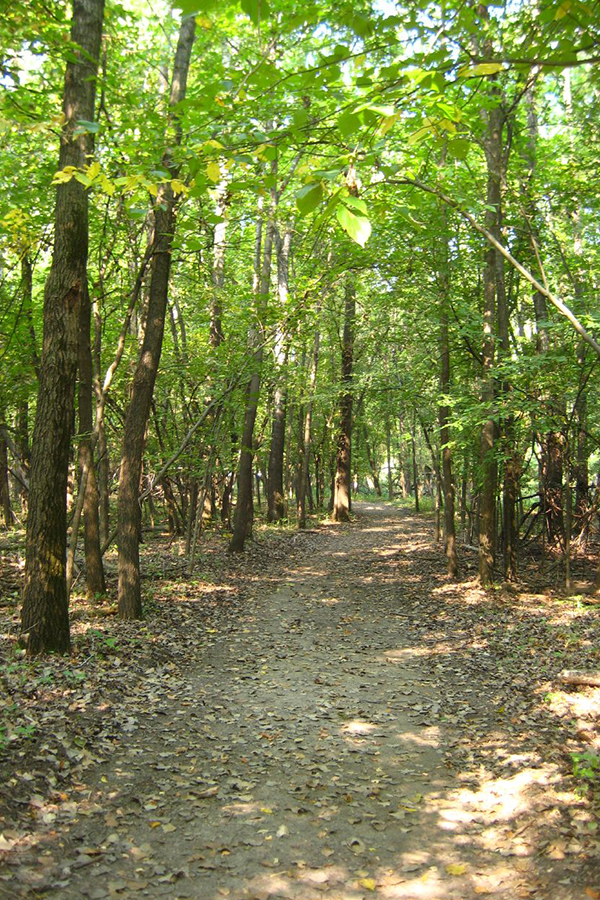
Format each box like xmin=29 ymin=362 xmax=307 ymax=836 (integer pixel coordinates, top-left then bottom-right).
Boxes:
xmin=2 ymin=0 xmax=600 ymax=896
xmin=0 ymin=0 xmax=599 ymax=647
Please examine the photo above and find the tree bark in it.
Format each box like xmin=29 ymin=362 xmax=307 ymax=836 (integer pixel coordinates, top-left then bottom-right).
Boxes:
xmin=229 ymin=189 xmax=275 ymax=551
xmin=478 ymin=86 xmax=503 ymax=587
xmin=439 ymin=284 xmax=458 ymax=577
xmin=77 ymin=279 xmax=105 ymax=597
xmin=267 ymin=227 xmax=291 ymax=523
xmin=333 ymin=275 xmax=355 ymax=522
xmin=298 ymin=320 xmax=320 ymax=529
xmin=0 ymin=423 xmax=12 ymax=528
xmin=117 ymin=15 xmax=195 ymax=618
xmin=21 ymin=0 xmax=105 ymax=654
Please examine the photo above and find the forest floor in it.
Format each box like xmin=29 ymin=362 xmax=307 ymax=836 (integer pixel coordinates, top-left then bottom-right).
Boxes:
xmin=1 ymin=502 xmax=600 ymax=899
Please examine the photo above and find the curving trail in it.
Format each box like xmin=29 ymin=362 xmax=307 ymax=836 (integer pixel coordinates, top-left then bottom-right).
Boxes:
xmin=5 ymin=503 xmax=594 ymax=899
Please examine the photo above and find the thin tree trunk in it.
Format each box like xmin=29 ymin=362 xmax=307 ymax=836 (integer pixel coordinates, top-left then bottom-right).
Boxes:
xmin=229 ymin=188 xmax=275 ymax=551
xmin=0 ymin=424 xmax=12 ymax=528
xmin=298 ymin=321 xmax=320 ymax=529
xmin=267 ymin=227 xmax=291 ymax=523
xmin=478 ymin=92 xmax=503 ymax=587
xmin=77 ymin=279 xmax=105 ymax=597
xmin=411 ymin=414 xmax=420 ymax=514
xmin=440 ymin=299 xmax=458 ymax=576
xmin=21 ymin=0 xmax=105 ymax=653
xmin=386 ymin=418 xmax=393 ymax=500
xmin=333 ymin=275 xmax=355 ymax=522
xmin=117 ymin=16 xmax=195 ymax=618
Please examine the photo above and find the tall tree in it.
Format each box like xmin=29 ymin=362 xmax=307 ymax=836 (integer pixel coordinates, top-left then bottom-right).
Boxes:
xmin=333 ymin=274 xmax=355 ymax=522
xmin=229 ymin=186 xmax=276 ymax=552
xmin=20 ymin=0 xmax=105 ymax=654
xmin=117 ymin=14 xmax=196 ymax=619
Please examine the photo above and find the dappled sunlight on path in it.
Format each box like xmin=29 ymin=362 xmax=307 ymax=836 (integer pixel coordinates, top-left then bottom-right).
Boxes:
xmin=2 ymin=502 xmax=597 ymax=899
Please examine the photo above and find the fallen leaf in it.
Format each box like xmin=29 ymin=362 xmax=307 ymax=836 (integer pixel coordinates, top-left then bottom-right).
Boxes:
xmin=358 ymin=877 xmax=377 ymax=891
xmin=446 ymin=863 xmax=468 ymax=876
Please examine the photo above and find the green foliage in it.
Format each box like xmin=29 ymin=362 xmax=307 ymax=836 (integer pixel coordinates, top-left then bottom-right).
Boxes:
xmin=571 ymin=752 xmax=600 ymax=794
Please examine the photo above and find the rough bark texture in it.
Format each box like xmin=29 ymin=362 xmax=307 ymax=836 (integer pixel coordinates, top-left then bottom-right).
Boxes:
xmin=439 ymin=291 xmax=458 ymax=578
xmin=298 ymin=323 xmax=320 ymax=529
xmin=229 ymin=193 xmax=275 ymax=552
xmin=21 ymin=0 xmax=105 ymax=654
xmin=267 ymin=228 xmax=291 ymax=524
xmin=478 ymin=94 xmax=502 ymax=588
xmin=0 ymin=426 xmax=12 ymax=528
xmin=92 ymin=297 xmax=110 ymax=544
xmin=78 ymin=281 xmax=105 ymax=597
xmin=333 ymin=276 xmax=355 ymax=522
xmin=117 ymin=16 xmax=195 ymax=619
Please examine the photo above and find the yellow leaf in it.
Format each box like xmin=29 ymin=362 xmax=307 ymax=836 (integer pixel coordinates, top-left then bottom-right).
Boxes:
xmin=149 ymin=821 xmax=161 ymax=828
xmin=99 ymin=175 xmax=116 ymax=196
xmin=446 ymin=863 xmax=468 ymax=876
xmin=379 ymin=114 xmax=398 ymax=135
xmin=206 ymin=161 xmax=221 ymax=183
xmin=171 ymin=178 xmax=188 ymax=196
xmin=458 ymin=62 xmax=504 ymax=77
xmin=86 ymin=160 xmax=101 ymax=181
xmin=52 ymin=167 xmax=76 ymax=184
xmin=357 ymin=878 xmax=376 ymax=891
xmin=438 ymin=118 xmax=457 ymax=133
xmin=260 ymin=807 xmax=273 ymax=814
xmin=408 ymin=125 xmax=432 ymax=146
xmin=196 ymin=14 xmax=212 ymax=27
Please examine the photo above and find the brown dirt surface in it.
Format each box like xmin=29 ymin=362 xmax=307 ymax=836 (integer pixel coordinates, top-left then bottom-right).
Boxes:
xmin=1 ymin=501 xmax=600 ymax=899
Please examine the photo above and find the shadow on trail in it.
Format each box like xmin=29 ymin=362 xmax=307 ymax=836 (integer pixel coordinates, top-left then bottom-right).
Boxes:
xmin=2 ymin=501 xmax=597 ymax=900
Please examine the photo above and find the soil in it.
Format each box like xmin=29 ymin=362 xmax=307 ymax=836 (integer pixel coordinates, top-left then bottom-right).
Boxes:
xmin=1 ymin=502 xmax=600 ymax=899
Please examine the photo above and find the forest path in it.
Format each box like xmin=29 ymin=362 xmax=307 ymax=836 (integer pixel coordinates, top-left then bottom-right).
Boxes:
xmin=8 ymin=503 xmax=594 ymax=899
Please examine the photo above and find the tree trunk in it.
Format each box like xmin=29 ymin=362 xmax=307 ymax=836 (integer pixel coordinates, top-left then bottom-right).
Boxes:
xmin=0 ymin=424 xmax=12 ymax=528
xmin=92 ymin=296 xmax=110 ymax=544
xmin=298 ymin=321 xmax=320 ymax=529
xmin=21 ymin=0 xmax=105 ymax=654
xmin=439 ymin=290 xmax=458 ymax=577
xmin=267 ymin=228 xmax=291 ymax=523
xmin=333 ymin=275 xmax=355 ymax=522
xmin=364 ymin=431 xmax=382 ymax=497
xmin=77 ymin=279 xmax=106 ymax=597
xmin=478 ymin=92 xmax=503 ymax=587
xmin=411 ymin=415 xmax=420 ymax=513
xmin=117 ymin=16 xmax=195 ymax=618
xmin=386 ymin=418 xmax=393 ymax=499
xmin=229 ymin=189 xmax=275 ymax=551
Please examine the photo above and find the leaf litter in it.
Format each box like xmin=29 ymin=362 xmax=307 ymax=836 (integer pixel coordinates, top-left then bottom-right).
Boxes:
xmin=0 ymin=503 xmax=599 ymax=898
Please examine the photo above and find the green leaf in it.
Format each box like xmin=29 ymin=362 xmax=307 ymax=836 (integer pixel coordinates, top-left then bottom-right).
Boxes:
xmin=337 ymin=112 xmax=362 ymax=139
xmin=240 ymin=0 xmax=270 ymax=24
xmin=335 ymin=204 xmax=371 ymax=247
xmin=447 ymin=138 xmax=470 ymax=159
xmin=172 ymin=0 xmax=214 ymax=14
xmin=73 ymin=119 xmax=100 ymax=135
xmin=296 ymin=182 xmax=323 ymax=216
xmin=343 ymin=195 xmax=367 ymax=215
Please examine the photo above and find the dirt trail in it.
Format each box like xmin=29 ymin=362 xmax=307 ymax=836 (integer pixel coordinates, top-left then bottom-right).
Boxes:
xmin=2 ymin=503 xmax=597 ymax=898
